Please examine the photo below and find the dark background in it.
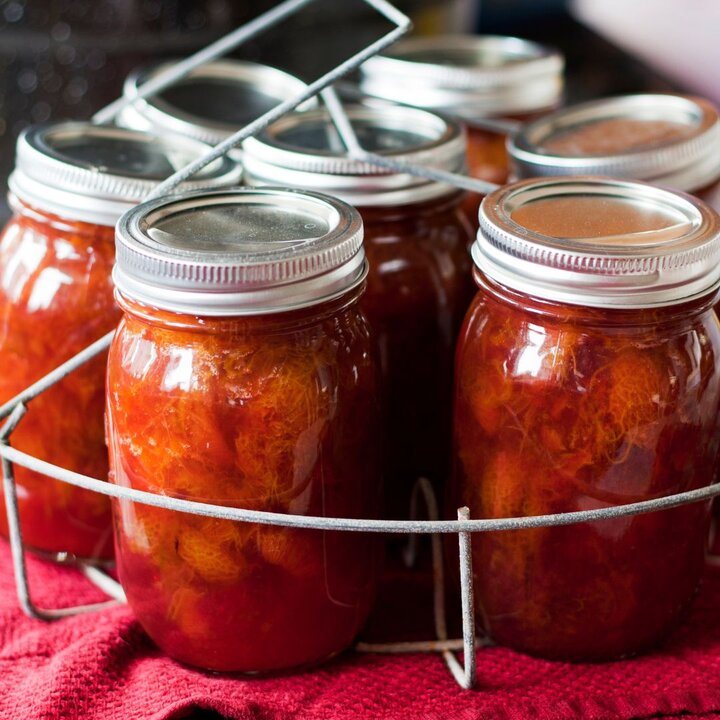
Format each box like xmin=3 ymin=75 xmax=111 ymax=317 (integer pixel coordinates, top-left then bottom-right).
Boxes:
xmin=0 ymin=0 xmax=676 ymax=225
xmin=0 ymin=0 xmax=450 ymax=223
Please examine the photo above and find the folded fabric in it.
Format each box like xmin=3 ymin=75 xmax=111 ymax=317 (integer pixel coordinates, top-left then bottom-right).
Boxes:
xmin=1 ymin=540 xmax=720 ymax=720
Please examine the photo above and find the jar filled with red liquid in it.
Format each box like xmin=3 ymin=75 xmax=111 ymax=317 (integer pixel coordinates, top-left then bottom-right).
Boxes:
xmin=108 ymin=188 xmax=381 ymax=673
xmin=0 ymin=123 xmax=239 ymax=563
xmin=360 ymin=35 xmax=565 ymax=218
xmin=509 ymin=94 xmax=720 ymax=211
xmin=243 ymin=105 xmax=475 ymax=519
xmin=452 ymin=177 xmax=720 ymax=661
xmin=118 ymin=59 xmax=314 ymax=156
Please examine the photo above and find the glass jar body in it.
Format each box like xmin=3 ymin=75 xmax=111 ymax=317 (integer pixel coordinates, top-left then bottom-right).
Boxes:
xmin=466 ymin=126 xmax=512 ymax=188
xmin=360 ymin=194 xmax=475 ymax=519
xmin=463 ymin=110 xmax=555 ymax=224
xmin=107 ymin=291 xmax=382 ymax=673
xmin=451 ymin=272 xmax=720 ymax=661
xmin=462 ymin=126 xmax=511 ymax=224
xmin=693 ymin=179 xmax=720 ymax=213
xmin=0 ymin=199 xmax=119 ymax=561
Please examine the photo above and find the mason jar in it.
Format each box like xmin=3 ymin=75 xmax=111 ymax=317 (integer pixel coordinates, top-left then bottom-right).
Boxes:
xmin=509 ymin=94 xmax=720 ymax=211
xmin=243 ymin=104 xmax=475 ymax=519
xmin=0 ymin=122 xmax=239 ymax=562
xmin=108 ymin=188 xmax=382 ymax=673
xmin=360 ymin=35 xmax=564 ymax=219
xmin=452 ymin=177 xmax=720 ymax=660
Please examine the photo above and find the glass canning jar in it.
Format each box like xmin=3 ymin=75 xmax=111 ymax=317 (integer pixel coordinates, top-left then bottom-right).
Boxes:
xmin=0 ymin=123 xmax=239 ymax=563
xmin=108 ymin=188 xmax=381 ymax=673
xmin=509 ymin=94 xmax=720 ymax=212
xmin=452 ymin=177 xmax=720 ymax=661
xmin=242 ymin=105 xmax=475 ymax=520
xmin=360 ymin=35 xmax=565 ymax=219
xmin=117 ymin=59 xmax=314 ymax=156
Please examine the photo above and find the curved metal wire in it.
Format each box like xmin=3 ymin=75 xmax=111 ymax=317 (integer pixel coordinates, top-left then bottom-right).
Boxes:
xmin=2 ymin=439 xmax=719 ymax=534
xmin=320 ymin=86 xmax=500 ymax=196
xmin=92 ymin=0 xmax=318 ymax=125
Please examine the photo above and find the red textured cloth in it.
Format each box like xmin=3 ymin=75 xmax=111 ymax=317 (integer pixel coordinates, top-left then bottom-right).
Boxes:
xmin=3 ymin=541 xmax=720 ymax=720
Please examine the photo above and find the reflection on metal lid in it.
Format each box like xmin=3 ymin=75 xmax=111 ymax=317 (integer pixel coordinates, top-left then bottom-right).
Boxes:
xmin=509 ymin=195 xmax=692 ymax=241
xmin=360 ymin=35 xmax=564 ymax=118
xmin=242 ymin=104 xmax=466 ymax=206
xmin=9 ymin=122 xmax=241 ymax=226
xmin=119 ymin=60 xmax=315 ymax=145
xmin=115 ymin=187 xmax=366 ymax=316
xmin=509 ymin=94 xmax=720 ymax=192
xmin=474 ymin=177 xmax=720 ymax=308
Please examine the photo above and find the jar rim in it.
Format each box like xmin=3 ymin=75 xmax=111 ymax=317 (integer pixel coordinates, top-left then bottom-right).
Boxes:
xmin=474 ymin=177 xmax=720 ymax=309
xmin=359 ymin=34 xmax=564 ymax=118
xmin=9 ymin=121 xmax=241 ymax=227
xmin=242 ymin=104 xmax=467 ymax=207
xmin=119 ymin=59 xmax=316 ymax=146
xmin=509 ymin=94 xmax=720 ymax=192
xmin=114 ymin=187 xmax=367 ymax=316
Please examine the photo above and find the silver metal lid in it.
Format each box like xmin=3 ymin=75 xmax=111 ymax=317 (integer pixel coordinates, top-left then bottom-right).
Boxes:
xmin=475 ymin=177 xmax=720 ymax=309
xmin=119 ymin=60 xmax=314 ymax=146
xmin=114 ymin=187 xmax=366 ymax=316
xmin=9 ymin=122 xmax=241 ymax=227
xmin=242 ymin=105 xmax=466 ymax=206
xmin=360 ymin=35 xmax=564 ymax=119
xmin=509 ymin=94 xmax=720 ymax=192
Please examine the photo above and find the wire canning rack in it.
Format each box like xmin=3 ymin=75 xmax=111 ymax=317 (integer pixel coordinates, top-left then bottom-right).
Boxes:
xmin=2 ymin=0 xmax=720 ymax=692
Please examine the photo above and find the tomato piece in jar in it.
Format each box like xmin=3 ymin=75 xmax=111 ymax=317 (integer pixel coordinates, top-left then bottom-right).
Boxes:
xmin=359 ymin=196 xmax=474 ymax=519
xmin=242 ymin=105 xmax=475 ymax=519
xmin=110 ymin=300 xmax=380 ymax=671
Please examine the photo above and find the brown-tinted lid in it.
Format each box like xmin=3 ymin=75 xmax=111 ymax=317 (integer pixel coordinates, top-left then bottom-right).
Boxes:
xmin=475 ymin=177 xmax=720 ymax=308
xmin=509 ymin=94 xmax=720 ymax=192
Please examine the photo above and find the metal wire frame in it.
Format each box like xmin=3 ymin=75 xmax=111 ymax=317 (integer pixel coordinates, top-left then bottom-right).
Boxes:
xmin=320 ymin=85 xmax=500 ymax=196
xmin=333 ymin=79 xmax=524 ymax=135
xmin=3 ymin=324 xmax=720 ymax=690
xmin=117 ymin=0 xmax=413 ymax=202
xmin=2 ymin=0 xmax=720 ymax=692
xmin=92 ymin=0 xmax=412 ymax=128
xmin=357 ymin=479 xmax=484 ymax=688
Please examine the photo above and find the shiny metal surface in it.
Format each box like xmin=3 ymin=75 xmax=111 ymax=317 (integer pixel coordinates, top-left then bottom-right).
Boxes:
xmin=242 ymin=104 xmax=467 ymax=206
xmin=118 ymin=59 xmax=315 ymax=146
xmin=509 ymin=94 xmax=720 ymax=191
xmin=114 ymin=187 xmax=366 ymax=315
xmin=9 ymin=122 xmax=241 ymax=226
xmin=360 ymin=34 xmax=564 ymax=118
xmin=475 ymin=177 xmax=720 ymax=308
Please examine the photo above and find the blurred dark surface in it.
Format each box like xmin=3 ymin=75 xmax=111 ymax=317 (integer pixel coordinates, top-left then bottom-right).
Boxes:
xmin=0 ymin=1 xmax=678 ymax=224
xmin=476 ymin=8 xmax=677 ymax=103
xmin=477 ymin=0 xmax=568 ymax=24
xmin=0 ymin=0 xmax=236 ymax=223
xmin=0 ymin=0 xmax=457 ymax=224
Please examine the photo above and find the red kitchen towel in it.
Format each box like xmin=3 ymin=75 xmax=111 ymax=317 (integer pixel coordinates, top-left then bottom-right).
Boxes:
xmin=2 ymin=539 xmax=720 ymax=720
